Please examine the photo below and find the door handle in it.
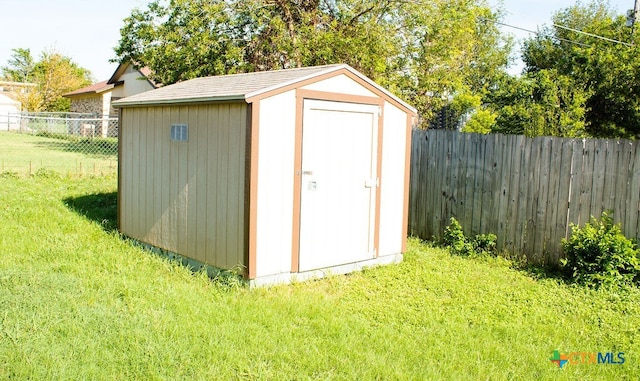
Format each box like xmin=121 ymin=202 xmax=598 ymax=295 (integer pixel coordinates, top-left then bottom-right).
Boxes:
xmin=364 ymin=178 xmax=378 ymax=188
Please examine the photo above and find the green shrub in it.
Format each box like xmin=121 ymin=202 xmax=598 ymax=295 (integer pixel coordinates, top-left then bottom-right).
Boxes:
xmin=443 ymin=217 xmax=497 ymax=257
xmin=561 ymin=212 xmax=640 ymax=288
xmin=1 ymin=171 xmax=20 ymax=179
xmin=32 ymin=168 xmax=61 ymax=179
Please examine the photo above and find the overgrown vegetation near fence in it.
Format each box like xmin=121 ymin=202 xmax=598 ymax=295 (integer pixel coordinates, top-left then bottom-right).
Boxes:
xmin=0 ymin=113 xmax=118 ymax=176
xmin=409 ymin=130 xmax=640 ymax=264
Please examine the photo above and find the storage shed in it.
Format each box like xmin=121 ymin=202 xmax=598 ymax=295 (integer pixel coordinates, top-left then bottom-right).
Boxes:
xmin=113 ymin=64 xmax=417 ymax=286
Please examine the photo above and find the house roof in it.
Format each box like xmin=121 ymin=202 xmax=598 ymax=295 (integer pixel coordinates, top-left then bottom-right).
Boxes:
xmin=63 ymin=62 xmax=159 ymax=99
xmin=112 ymin=64 xmax=417 ymax=114
xmin=63 ymin=80 xmax=115 ymax=97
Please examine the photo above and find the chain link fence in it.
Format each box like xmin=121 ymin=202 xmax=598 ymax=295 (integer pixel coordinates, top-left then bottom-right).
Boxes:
xmin=0 ymin=112 xmax=118 ymax=177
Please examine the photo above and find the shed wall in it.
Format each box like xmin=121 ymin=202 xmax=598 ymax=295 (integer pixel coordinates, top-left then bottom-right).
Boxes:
xmin=379 ymin=101 xmax=409 ymax=256
xmin=301 ymin=74 xmax=377 ymax=97
xmin=120 ymin=103 xmax=248 ymax=269
xmin=254 ymin=90 xmax=297 ymax=277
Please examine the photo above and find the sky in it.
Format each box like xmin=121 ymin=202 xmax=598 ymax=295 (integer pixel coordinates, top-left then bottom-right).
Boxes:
xmin=489 ymin=0 xmax=632 ymax=73
xmin=0 ymin=0 xmax=634 ymax=82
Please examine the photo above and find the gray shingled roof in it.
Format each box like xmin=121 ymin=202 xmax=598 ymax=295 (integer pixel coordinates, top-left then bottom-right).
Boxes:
xmin=113 ymin=64 xmax=345 ymax=107
xmin=112 ymin=64 xmax=416 ymax=113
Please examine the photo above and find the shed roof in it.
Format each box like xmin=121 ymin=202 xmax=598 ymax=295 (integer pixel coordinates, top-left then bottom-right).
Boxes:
xmin=112 ymin=64 xmax=416 ymax=113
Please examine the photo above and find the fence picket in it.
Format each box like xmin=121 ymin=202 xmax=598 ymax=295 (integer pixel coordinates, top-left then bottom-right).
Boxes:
xmin=627 ymin=147 xmax=640 ymax=240
xmin=496 ymin=133 xmax=510 ymax=250
xmin=535 ymin=137 xmax=552 ymax=261
xmin=506 ymin=135 xmax=525 ymax=254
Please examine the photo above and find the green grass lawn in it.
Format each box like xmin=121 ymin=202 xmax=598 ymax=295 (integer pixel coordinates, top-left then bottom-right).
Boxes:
xmin=0 ymin=174 xmax=638 ymax=380
xmin=0 ymin=131 xmax=117 ymax=176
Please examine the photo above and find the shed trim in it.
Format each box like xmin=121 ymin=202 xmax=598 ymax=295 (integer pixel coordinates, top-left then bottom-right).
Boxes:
xmin=117 ymin=111 xmax=124 ymax=231
xmin=295 ymin=89 xmax=381 ymax=107
xmin=374 ymin=103 xmax=384 ymax=257
xmin=248 ymin=102 xmax=260 ymax=279
xmin=401 ymin=114 xmax=415 ymax=253
xmin=290 ymin=93 xmax=304 ymax=273
xmin=243 ymin=105 xmax=253 ymax=278
xmin=114 ymin=95 xmax=246 ymax=108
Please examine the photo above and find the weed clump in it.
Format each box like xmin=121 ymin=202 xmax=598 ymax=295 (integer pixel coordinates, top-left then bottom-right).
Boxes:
xmin=442 ymin=217 xmax=497 ymax=257
xmin=32 ymin=168 xmax=61 ymax=179
xmin=1 ymin=171 xmax=20 ymax=179
xmin=561 ymin=211 xmax=640 ymax=288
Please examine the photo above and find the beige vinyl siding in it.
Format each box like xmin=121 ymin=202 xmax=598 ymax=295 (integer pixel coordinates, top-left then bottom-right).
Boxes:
xmin=119 ymin=103 xmax=248 ymax=269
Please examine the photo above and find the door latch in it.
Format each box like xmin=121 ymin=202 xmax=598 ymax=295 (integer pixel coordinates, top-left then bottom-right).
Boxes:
xmin=364 ymin=178 xmax=378 ymax=188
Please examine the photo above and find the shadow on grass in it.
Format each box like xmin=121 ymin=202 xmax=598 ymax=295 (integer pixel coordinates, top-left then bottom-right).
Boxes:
xmin=64 ymin=192 xmax=118 ymax=233
xmin=512 ymin=261 xmax=567 ymax=284
xmin=63 ymin=191 xmax=246 ymax=287
xmin=427 ymin=237 xmax=570 ymax=284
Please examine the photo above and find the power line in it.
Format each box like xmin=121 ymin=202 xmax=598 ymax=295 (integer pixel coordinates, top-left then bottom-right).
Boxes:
xmin=487 ymin=19 xmax=593 ymax=48
xmin=551 ymin=23 xmax=633 ymax=47
xmin=486 ymin=5 xmax=634 ymax=48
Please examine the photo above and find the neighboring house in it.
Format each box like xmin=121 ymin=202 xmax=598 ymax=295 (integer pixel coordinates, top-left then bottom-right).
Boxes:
xmin=0 ymin=92 xmax=21 ymax=131
xmin=63 ymin=62 xmax=158 ymax=136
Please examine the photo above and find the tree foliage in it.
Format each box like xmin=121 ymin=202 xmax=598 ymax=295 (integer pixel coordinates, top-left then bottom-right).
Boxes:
xmin=487 ymin=70 xmax=589 ymax=137
xmin=1 ymin=48 xmax=93 ymax=112
xmin=515 ymin=0 xmax=640 ymax=138
xmin=2 ymin=48 xmax=35 ymax=83
xmin=114 ymin=0 xmax=512 ymax=126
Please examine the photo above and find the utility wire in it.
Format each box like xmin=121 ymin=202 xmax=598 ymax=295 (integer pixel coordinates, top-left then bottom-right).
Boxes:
xmin=487 ymin=19 xmax=593 ymax=48
xmin=550 ymin=23 xmax=633 ymax=47
xmin=485 ymin=6 xmax=634 ymax=48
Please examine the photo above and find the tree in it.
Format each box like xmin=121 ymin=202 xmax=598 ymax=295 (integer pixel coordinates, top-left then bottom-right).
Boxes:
xmin=1 ymin=48 xmax=35 ymax=83
xmin=520 ymin=0 xmax=640 ymax=138
xmin=487 ymin=70 xmax=589 ymax=137
xmin=113 ymin=0 xmax=512 ymax=126
xmin=1 ymin=49 xmax=93 ymax=112
xmin=115 ymin=0 xmax=243 ymax=85
xmin=35 ymin=51 xmax=94 ymax=111
xmin=392 ymin=1 xmax=512 ymax=123
xmin=235 ymin=0 xmax=402 ymax=83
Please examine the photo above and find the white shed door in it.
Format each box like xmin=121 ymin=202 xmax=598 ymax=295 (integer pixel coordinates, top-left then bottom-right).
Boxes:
xmin=298 ymin=99 xmax=379 ymax=272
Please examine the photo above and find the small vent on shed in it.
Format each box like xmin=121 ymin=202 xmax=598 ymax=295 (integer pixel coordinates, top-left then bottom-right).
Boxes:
xmin=171 ymin=124 xmax=188 ymax=142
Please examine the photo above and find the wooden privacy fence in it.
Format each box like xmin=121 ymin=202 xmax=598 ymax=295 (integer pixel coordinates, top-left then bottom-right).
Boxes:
xmin=409 ymin=129 xmax=640 ymax=264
